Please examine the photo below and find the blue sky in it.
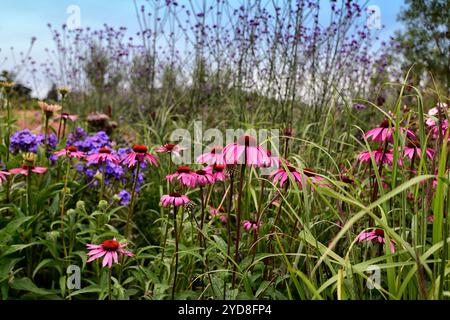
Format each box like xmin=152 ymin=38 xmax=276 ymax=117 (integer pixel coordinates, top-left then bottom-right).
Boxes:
xmin=0 ymin=0 xmax=406 ymax=96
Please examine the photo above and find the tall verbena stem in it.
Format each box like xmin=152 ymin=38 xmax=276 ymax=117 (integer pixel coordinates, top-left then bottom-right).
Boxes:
xmin=5 ymin=90 xmax=11 ymax=162
xmin=57 ymin=90 xmax=67 ymax=143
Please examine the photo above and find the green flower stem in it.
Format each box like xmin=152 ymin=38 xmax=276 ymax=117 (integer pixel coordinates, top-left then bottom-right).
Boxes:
xmin=60 ymin=157 xmax=71 ymax=258
xmin=232 ymin=163 xmax=246 ymax=289
xmin=108 ymin=267 xmax=112 ymax=300
xmin=125 ymin=163 xmax=140 ymax=240
xmin=172 ymin=205 xmax=179 ymax=300
xmin=26 ymin=167 xmax=32 ymax=216
xmin=44 ymin=115 xmax=50 ymax=151
xmin=99 ymin=161 xmax=106 ymax=202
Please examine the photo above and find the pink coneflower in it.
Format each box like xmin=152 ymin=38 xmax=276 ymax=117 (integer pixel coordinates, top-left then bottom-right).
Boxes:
xmin=9 ymin=165 xmax=47 ymax=176
xmin=86 ymin=238 xmax=134 ymax=268
xmin=194 ymin=169 xmax=215 ymax=187
xmin=403 ymin=139 xmax=434 ymax=160
xmin=262 ymin=150 xmax=281 ymax=169
xmin=271 ymin=164 xmax=303 ymax=187
xmin=122 ymin=145 xmax=158 ymax=167
xmin=0 ymin=170 xmax=10 ymax=184
xmin=209 ymin=206 xmax=227 ymax=224
xmin=160 ymin=192 xmax=191 ymax=207
xmin=426 ymin=111 xmax=449 ymax=139
xmin=223 ymin=136 xmax=271 ymax=167
xmin=55 ymin=112 xmax=78 ymax=122
xmin=205 ymin=164 xmax=228 ymax=181
xmin=243 ymin=220 xmax=261 ymax=233
xmin=156 ymin=143 xmax=183 ymax=157
xmin=301 ymin=168 xmax=329 ymax=188
xmin=356 ymin=228 xmax=396 ymax=253
xmin=166 ymin=166 xmax=197 ymax=188
xmin=54 ymin=146 xmax=85 ymax=159
xmin=365 ymin=118 xmax=415 ymax=143
xmin=197 ymin=146 xmax=225 ymax=165
xmin=426 ymin=103 xmax=448 ymax=127
xmin=270 ymin=164 xmax=302 ymax=187
xmin=357 ymin=148 xmax=396 ymax=165
xmin=86 ymin=147 xmax=120 ymax=164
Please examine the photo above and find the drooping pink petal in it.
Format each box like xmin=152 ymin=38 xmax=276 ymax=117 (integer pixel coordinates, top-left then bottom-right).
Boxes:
xmin=32 ymin=167 xmax=48 ymax=174
xmin=87 ymin=250 xmax=107 ymax=262
xmin=118 ymin=249 xmax=134 ymax=257
xmin=102 ymin=252 xmax=112 ymax=267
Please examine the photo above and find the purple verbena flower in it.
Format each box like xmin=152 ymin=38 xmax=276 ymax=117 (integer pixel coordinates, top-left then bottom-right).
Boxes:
xmin=10 ymin=130 xmax=39 ymax=154
xmin=117 ymin=190 xmax=131 ymax=206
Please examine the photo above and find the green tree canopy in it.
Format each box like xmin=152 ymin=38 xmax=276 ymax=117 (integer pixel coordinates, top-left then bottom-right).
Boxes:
xmin=396 ymin=0 xmax=449 ymax=93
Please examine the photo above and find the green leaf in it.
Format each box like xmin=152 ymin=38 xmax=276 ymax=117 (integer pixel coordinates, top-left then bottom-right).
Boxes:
xmin=10 ymin=277 xmax=55 ymax=296
xmin=67 ymin=285 xmax=103 ymax=298
xmin=1 ymin=243 xmax=39 ymax=258
xmin=0 ymin=216 xmax=33 ymax=242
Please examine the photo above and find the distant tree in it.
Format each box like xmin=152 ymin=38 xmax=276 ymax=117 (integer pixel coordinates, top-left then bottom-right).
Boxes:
xmin=1 ymin=69 xmax=33 ymax=101
xmin=46 ymin=83 xmax=59 ymax=102
xmin=396 ymin=0 xmax=449 ymax=93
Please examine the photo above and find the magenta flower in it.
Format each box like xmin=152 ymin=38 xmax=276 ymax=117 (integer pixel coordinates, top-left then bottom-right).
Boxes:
xmin=426 ymin=103 xmax=447 ymax=125
xmin=356 ymin=228 xmax=396 ymax=253
xmin=403 ymin=139 xmax=434 ymax=160
xmin=122 ymin=145 xmax=158 ymax=167
xmin=194 ymin=169 xmax=215 ymax=187
xmin=166 ymin=166 xmax=197 ymax=188
xmin=209 ymin=207 xmax=227 ymax=224
xmin=10 ymin=165 xmax=47 ymax=176
xmin=271 ymin=164 xmax=303 ymax=187
xmin=223 ymin=136 xmax=271 ymax=167
xmin=243 ymin=220 xmax=261 ymax=233
xmin=301 ymin=168 xmax=328 ymax=188
xmin=86 ymin=238 xmax=134 ymax=268
xmin=54 ymin=146 xmax=85 ymax=159
xmin=261 ymin=150 xmax=281 ymax=169
xmin=55 ymin=112 xmax=78 ymax=122
xmin=357 ymin=148 xmax=398 ymax=166
xmin=86 ymin=147 xmax=120 ymax=165
xmin=205 ymin=164 xmax=227 ymax=181
xmin=156 ymin=143 xmax=183 ymax=157
xmin=197 ymin=146 xmax=225 ymax=165
xmin=0 ymin=170 xmax=11 ymax=184
xmin=427 ymin=117 xmax=449 ymax=140
xmin=365 ymin=119 xmax=415 ymax=143
xmin=160 ymin=192 xmax=190 ymax=207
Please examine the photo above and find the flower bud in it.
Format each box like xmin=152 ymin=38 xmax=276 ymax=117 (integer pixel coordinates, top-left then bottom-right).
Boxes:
xmin=76 ymin=200 xmax=86 ymax=211
xmin=22 ymin=152 xmax=36 ymax=165
xmin=98 ymin=200 xmax=108 ymax=210
xmin=94 ymin=171 xmax=103 ymax=181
